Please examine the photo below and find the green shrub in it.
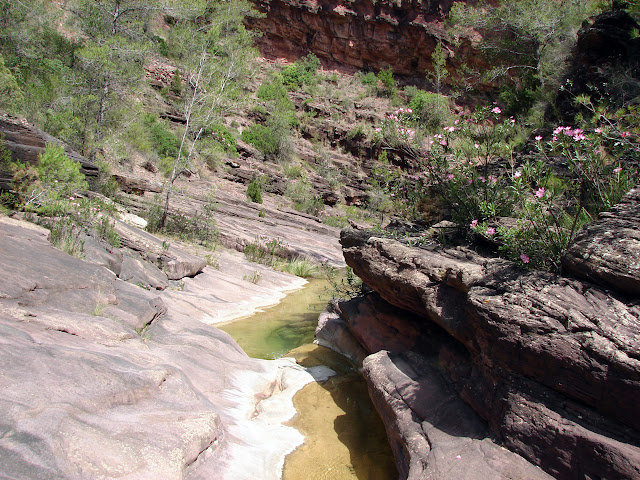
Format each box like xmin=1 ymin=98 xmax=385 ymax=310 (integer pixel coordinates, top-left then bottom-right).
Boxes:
xmin=144 ymin=114 xmax=181 ymax=158
xmin=357 ymin=71 xmax=378 ymax=88
xmin=283 ymin=257 xmax=318 ymax=278
xmin=246 ymin=179 xmax=263 ymax=203
xmin=409 ymin=90 xmax=451 ymax=130
xmin=285 ymin=177 xmax=324 ymax=215
xmin=283 ymin=163 xmax=303 ymax=178
xmin=377 ymin=68 xmax=396 ymax=97
xmin=48 ymin=217 xmax=84 ymax=257
xmin=244 ymin=235 xmax=287 ymax=265
xmin=257 ymin=75 xmax=291 ymax=104
xmin=241 ymin=124 xmax=280 ymax=156
xmin=10 ymin=143 xmax=88 ymax=210
xmin=281 ymin=54 xmax=321 ymax=90
xmin=170 ymin=71 xmax=182 ymax=95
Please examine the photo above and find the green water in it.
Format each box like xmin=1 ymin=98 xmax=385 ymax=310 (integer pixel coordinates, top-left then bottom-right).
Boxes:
xmin=218 ymin=275 xmax=398 ymax=480
xmin=218 ymin=277 xmax=333 ymax=359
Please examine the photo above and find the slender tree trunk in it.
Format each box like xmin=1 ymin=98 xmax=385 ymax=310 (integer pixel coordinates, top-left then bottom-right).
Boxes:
xmin=112 ymin=0 xmax=120 ymax=35
xmin=96 ymin=79 xmax=109 ymax=143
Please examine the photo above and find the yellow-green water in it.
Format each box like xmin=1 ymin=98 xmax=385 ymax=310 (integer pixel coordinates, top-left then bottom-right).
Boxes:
xmin=218 ymin=277 xmax=397 ymax=480
xmin=218 ymin=277 xmax=333 ymax=360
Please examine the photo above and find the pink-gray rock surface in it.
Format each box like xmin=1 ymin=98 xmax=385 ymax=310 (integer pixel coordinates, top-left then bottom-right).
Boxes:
xmin=0 ymin=216 xmax=322 ymax=479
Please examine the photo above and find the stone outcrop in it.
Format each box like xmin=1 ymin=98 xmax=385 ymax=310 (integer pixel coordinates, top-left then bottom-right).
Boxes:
xmin=0 ymin=216 xmax=326 ymax=479
xmin=0 ymin=114 xmax=98 ymax=188
xmin=322 ymin=186 xmax=640 ymax=479
xmin=246 ymin=0 xmax=465 ymax=81
xmin=563 ymin=186 xmax=640 ymax=297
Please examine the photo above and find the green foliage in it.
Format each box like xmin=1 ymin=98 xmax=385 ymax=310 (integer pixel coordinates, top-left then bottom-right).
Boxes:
xmin=409 ymin=91 xmax=452 ymax=131
xmin=283 ymin=163 xmax=304 ymax=178
xmin=345 ymin=124 xmax=366 ymax=142
xmin=95 ymin=216 xmax=121 ymax=248
xmin=425 ymin=104 xmax=639 ymax=270
xmin=146 ymin=202 xmax=218 ymax=248
xmin=170 ymin=71 xmax=182 ymax=96
xmin=242 ymin=124 xmax=281 ymax=156
xmin=0 ymin=54 xmax=24 ymax=113
xmin=322 ymin=265 xmax=364 ymax=301
xmin=285 ymin=177 xmax=324 ymax=215
xmin=246 ymin=179 xmax=263 ymax=204
xmin=426 ymin=41 xmax=449 ymax=95
xmin=376 ymin=68 xmax=397 ymax=97
xmin=358 ymin=72 xmax=378 ymax=87
xmin=152 ymin=35 xmax=169 ymax=56
xmin=282 ymin=257 xmax=318 ymax=278
xmin=144 ymin=114 xmax=181 ymax=158
xmin=281 ymin=54 xmax=321 ymax=90
xmin=448 ymin=0 xmax=589 ymax=108
xmin=244 ymin=235 xmax=288 ymax=266
xmin=10 ymin=143 xmax=88 ymax=209
xmin=423 ymin=105 xmax=517 ymax=226
xmin=48 ymin=216 xmax=85 ymax=257
xmin=256 ymin=75 xmax=293 ymax=106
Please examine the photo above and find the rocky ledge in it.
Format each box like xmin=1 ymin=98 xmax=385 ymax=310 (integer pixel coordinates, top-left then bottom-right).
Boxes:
xmin=316 ymin=186 xmax=640 ymax=479
xmin=0 ymin=216 xmax=333 ymax=480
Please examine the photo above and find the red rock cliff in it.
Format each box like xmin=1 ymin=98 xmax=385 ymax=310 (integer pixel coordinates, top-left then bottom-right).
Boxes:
xmin=246 ymin=0 xmax=460 ymax=80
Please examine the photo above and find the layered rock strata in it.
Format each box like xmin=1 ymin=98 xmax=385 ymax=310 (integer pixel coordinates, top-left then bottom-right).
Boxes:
xmin=320 ymin=187 xmax=640 ymax=479
xmin=246 ymin=0 xmax=456 ymax=80
xmin=0 ymin=216 xmax=328 ymax=479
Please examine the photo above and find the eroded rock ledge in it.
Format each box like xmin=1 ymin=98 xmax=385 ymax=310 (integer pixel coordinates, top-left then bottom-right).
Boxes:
xmin=321 ymin=187 xmax=640 ymax=479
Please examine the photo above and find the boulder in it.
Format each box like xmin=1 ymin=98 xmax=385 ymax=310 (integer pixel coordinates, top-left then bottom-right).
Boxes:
xmin=113 ymin=220 xmax=207 ymax=280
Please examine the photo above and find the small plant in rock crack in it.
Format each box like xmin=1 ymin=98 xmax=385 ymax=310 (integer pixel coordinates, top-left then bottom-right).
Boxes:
xmin=243 ymin=270 xmax=261 ymax=284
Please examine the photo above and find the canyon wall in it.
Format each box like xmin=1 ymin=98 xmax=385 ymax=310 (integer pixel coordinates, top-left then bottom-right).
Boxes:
xmin=246 ymin=0 xmax=468 ymax=81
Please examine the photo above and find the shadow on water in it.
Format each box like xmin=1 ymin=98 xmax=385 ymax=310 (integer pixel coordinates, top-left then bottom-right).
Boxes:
xmin=286 ymin=344 xmax=398 ymax=480
xmin=218 ymin=277 xmax=397 ymax=480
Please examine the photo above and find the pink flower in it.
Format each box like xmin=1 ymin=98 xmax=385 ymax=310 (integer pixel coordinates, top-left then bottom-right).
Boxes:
xmin=440 ymin=140 xmax=447 ymax=146
xmin=470 ymin=219 xmax=478 ymax=228
xmin=594 ymin=128 xmax=602 ymax=134
xmin=447 ymin=173 xmax=455 ymax=180
xmin=535 ymin=187 xmax=546 ymax=199
xmin=520 ymin=254 xmax=530 ymax=264
xmin=474 ymin=143 xmax=480 ymax=149
xmin=613 ymin=167 xmax=622 ymax=174
xmin=621 ymin=131 xmax=631 ymax=138
xmin=535 ymin=135 xmax=542 ymax=141
xmin=492 ymin=106 xmax=501 ymax=114
xmin=486 ymin=227 xmax=496 ymax=235
xmin=514 ymin=170 xmax=522 ymax=179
